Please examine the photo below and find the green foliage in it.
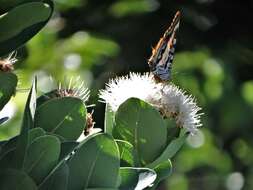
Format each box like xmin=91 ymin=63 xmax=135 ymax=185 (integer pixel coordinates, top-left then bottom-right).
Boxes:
xmin=14 ymin=78 xmax=37 ymax=169
xmin=0 ymin=75 xmax=184 ymax=189
xmin=24 ymin=135 xmax=60 ymax=184
xmin=119 ymin=167 xmax=156 ymax=189
xmin=147 ymin=130 xmax=187 ymax=168
xmin=38 ymin=162 xmax=69 ymax=190
xmin=0 ymin=169 xmax=37 ymax=190
xmin=28 ymin=128 xmax=46 ymax=144
xmin=0 ymin=1 xmax=54 ymax=56
xmin=113 ymin=98 xmax=168 ymax=166
xmin=0 ymin=72 xmax=17 ymax=110
xmin=104 ymin=104 xmax=115 ymax=135
xmin=1 ymin=82 xmax=179 ymax=189
xmin=112 ymin=98 xmax=186 ymax=189
xmin=59 ymin=141 xmax=79 ymax=160
xmin=67 ymin=133 xmax=120 ymax=189
xmin=149 ymin=160 xmax=173 ymax=189
xmin=116 ymin=140 xmax=136 ymax=167
xmin=35 ymin=97 xmax=87 ymax=141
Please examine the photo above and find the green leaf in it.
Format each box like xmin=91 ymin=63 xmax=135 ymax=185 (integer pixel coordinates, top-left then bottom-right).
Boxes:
xmin=28 ymin=127 xmax=46 ymax=144
xmin=147 ymin=131 xmax=187 ymax=168
xmin=0 ymin=169 xmax=37 ymax=190
xmin=146 ymin=160 xmax=172 ymax=190
xmin=35 ymin=97 xmax=87 ymax=141
xmin=0 ymin=0 xmax=46 ymax=11
xmin=119 ymin=167 xmax=156 ymax=190
xmin=14 ymin=78 xmax=37 ymax=169
xmin=165 ymin=118 xmax=180 ymax=143
xmin=38 ymin=162 xmax=69 ymax=190
xmin=0 ymin=1 xmax=54 ymax=56
xmin=104 ymin=103 xmax=115 ymax=135
xmin=0 ymin=127 xmax=45 ymax=161
xmin=24 ymin=135 xmax=60 ymax=184
xmin=67 ymin=133 xmax=120 ymax=189
xmin=116 ymin=140 xmax=136 ymax=167
xmin=0 ymin=136 xmax=17 ymax=161
xmin=59 ymin=141 xmax=79 ymax=160
xmin=0 ymin=71 xmax=17 ymax=110
xmin=36 ymin=89 xmax=59 ymax=108
xmin=0 ymin=149 xmax=15 ymax=169
xmin=113 ymin=98 xmax=167 ymax=166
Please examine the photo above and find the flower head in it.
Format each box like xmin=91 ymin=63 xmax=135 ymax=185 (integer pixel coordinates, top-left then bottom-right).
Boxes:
xmin=99 ymin=72 xmax=202 ymax=134
xmin=57 ymin=76 xmax=90 ymax=103
xmin=0 ymin=51 xmax=17 ymax=72
xmin=99 ymin=72 xmax=162 ymax=111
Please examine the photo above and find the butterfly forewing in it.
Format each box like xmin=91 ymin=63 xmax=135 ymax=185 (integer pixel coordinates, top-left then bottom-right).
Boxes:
xmin=148 ymin=11 xmax=181 ymax=82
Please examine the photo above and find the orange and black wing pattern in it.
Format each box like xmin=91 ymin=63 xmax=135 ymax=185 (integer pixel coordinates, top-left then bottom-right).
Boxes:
xmin=148 ymin=11 xmax=181 ymax=82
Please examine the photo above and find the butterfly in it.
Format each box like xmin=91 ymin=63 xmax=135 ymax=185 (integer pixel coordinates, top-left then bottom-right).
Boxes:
xmin=148 ymin=11 xmax=181 ymax=82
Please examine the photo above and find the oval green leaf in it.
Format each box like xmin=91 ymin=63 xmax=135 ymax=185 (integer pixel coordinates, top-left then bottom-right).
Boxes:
xmin=0 ymin=1 xmax=54 ymax=56
xmin=113 ymin=98 xmax=167 ymax=166
xmin=59 ymin=141 xmax=79 ymax=160
xmin=147 ymin=131 xmax=187 ymax=169
xmin=38 ymin=162 xmax=69 ymax=190
xmin=28 ymin=127 xmax=46 ymax=144
xmin=14 ymin=78 xmax=37 ymax=169
xmin=67 ymin=133 xmax=120 ymax=189
xmin=116 ymin=140 xmax=136 ymax=167
xmin=0 ymin=127 xmax=45 ymax=161
xmin=36 ymin=89 xmax=59 ymax=108
xmin=0 ymin=71 xmax=17 ymax=110
xmin=0 ymin=169 xmax=37 ymax=190
xmin=0 ymin=149 xmax=15 ymax=169
xmin=24 ymin=135 xmax=60 ymax=184
xmin=119 ymin=167 xmax=156 ymax=190
xmin=147 ymin=160 xmax=172 ymax=190
xmin=35 ymin=97 xmax=87 ymax=141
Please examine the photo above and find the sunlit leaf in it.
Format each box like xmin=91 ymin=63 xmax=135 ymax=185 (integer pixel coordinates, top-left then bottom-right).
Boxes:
xmin=0 ymin=72 xmax=17 ymax=111
xmin=113 ymin=98 xmax=167 ymax=166
xmin=0 ymin=1 xmax=54 ymax=56
xmin=67 ymin=133 xmax=120 ymax=189
xmin=35 ymin=97 xmax=86 ymax=141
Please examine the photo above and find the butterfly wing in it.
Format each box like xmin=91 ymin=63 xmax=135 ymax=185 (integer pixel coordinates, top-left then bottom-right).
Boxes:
xmin=148 ymin=11 xmax=181 ymax=82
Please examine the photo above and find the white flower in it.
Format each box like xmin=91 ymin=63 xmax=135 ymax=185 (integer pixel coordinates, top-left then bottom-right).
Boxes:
xmin=159 ymin=84 xmax=202 ymax=134
xmin=57 ymin=76 xmax=90 ymax=103
xmin=0 ymin=51 xmax=17 ymax=72
xmin=99 ymin=72 xmax=162 ymax=111
xmin=99 ymin=72 xmax=202 ymax=134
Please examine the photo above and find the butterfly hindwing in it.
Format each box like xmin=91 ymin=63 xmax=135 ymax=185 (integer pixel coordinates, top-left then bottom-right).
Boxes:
xmin=148 ymin=11 xmax=180 ymax=82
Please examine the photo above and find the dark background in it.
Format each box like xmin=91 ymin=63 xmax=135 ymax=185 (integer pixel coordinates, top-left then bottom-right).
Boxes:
xmin=1 ymin=0 xmax=253 ymax=189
